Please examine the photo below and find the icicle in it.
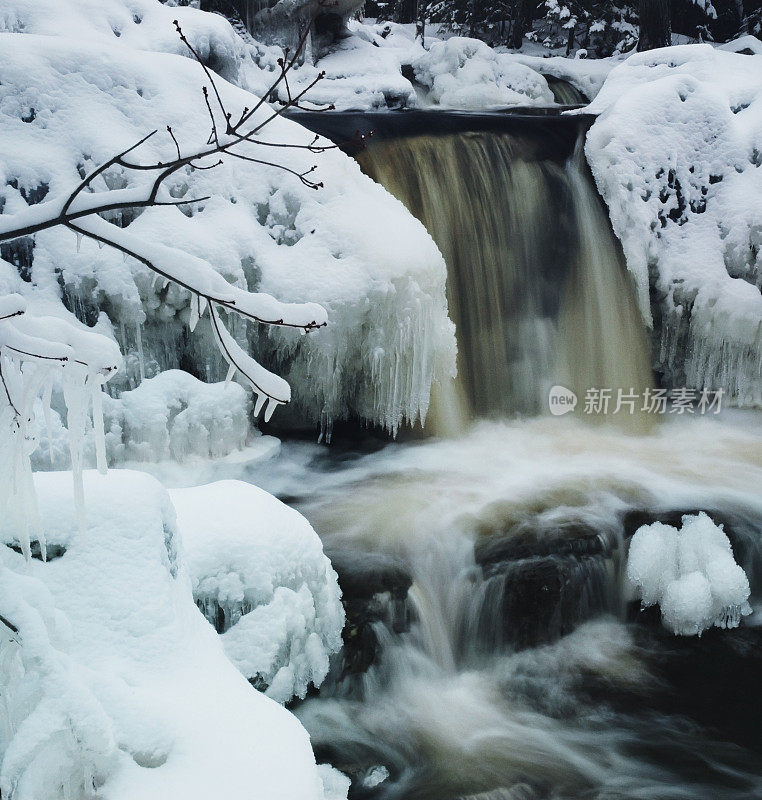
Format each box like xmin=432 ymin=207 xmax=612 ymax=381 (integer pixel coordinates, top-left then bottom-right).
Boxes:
xmin=189 ymin=295 xmax=200 ymax=333
xmin=90 ymin=374 xmax=108 ymax=475
xmin=97 ymin=240 xmax=103 ymax=250
xmin=264 ymin=397 xmax=278 ymax=423
xmin=224 ymin=364 xmax=236 ymax=388
xmin=197 ymin=297 xmax=208 ymax=318
xmin=253 ymin=392 xmax=267 ymax=418
xmin=42 ymin=376 xmax=55 ymax=466
xmin=75 ymin=232 xmax=82 ymax=253
xmin=61 ymin=369 xmax=87 ymax=537
xmin=135 ymin=322 xmax=145 ymax=382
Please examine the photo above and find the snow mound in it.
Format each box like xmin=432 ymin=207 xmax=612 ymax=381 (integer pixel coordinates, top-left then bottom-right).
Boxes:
xmin=28 ymin=370 xmax=258 ymax=471
xmin=0 ymin=0 xmax=245 ymax=81
xmin=0 ymin=470 xmax=341 ymax=800
xmin=413 ymin=37 xmax=555 ymax=109
xmin=627 ymin=512 xmax=752 ymax=636
xmin=584 ymin=42 xmax=762 ymax=405
xmin=170 ymin=480 xmax=344 ymax=704
xmin=283 ymin=21 xmax=420 ymax=111
xmin=0 ymin=0 xmax=456 ymax=435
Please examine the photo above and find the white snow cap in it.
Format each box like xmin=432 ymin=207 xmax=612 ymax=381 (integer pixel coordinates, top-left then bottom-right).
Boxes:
xmin=627 ymin=512 xmax=752 ymax=636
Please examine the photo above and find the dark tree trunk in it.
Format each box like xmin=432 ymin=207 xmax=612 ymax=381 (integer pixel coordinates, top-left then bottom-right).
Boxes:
xmin=510 ymin=0 xmax=529 ymax=48
xmin=638 ymin=0 xmax=672 ymax=51
xmin=393 ymin=0 xmax=417 ymax=24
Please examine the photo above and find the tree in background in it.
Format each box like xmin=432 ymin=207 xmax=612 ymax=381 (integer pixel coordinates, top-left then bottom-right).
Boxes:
xmin=362 ymin=0 xmax=760 ymax=53
xmin=637 ymin=0 xmax=672 ymax=48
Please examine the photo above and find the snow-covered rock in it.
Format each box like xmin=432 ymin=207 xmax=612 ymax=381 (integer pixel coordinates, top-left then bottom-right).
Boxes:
xmin=0 ymin=470 xmax=344 ymax=800
xmin=170 ymin=480 xmax=344 ymax=704
xmin=413 ymin=37 xmax=555 ymax=109
xmin=627 ymin=511 xmax=752 ymax=636
xmin=0 ymin=0 xmax=456 ymax=436
xmin=284 ymin=27 xmax=419 ymax=110
xmin=505 ymin=51 xmax=618 ymax=100
xmin=584 ymin=42 xmax=762 ymax=406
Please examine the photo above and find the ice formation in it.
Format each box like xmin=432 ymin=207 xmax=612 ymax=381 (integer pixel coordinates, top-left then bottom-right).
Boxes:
xmin=626 ymin=512 xmax=752 ymax=636
xmin=584 ymin=42 xmax=762 ymax=405
xmin=170 ymin=480 xmax=344 ymax=703
xmin=412 ymin=37 xmax=555 ymax=109
xmin=0 ymin=0 xmax=456 ymax=436
xmin=0 ymin=470 xmax=345 ymax=800
xmin=0 ymin=286 xmax=120 ymax=558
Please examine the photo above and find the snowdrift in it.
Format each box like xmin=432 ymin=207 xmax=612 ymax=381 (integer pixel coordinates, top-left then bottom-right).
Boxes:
xmin=584 ymin=42 xmax=762 ymax=405
xmin=0 ymin=470 xmax=348 ymax=800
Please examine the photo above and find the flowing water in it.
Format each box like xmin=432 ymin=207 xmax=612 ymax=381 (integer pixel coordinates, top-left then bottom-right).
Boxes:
xmin=241 ymin=123 xmax=762 ymax=799
xmin=358 ymin=131 xmax=652 ymax=428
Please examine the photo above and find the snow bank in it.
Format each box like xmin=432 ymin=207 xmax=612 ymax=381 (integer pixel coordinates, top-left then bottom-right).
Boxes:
xmin=627 ymin=512 xmax=752 ymax=636
xmin=584 ymin=42 xmax=762 ymax=405
xmin=0 ymin=470 xmax=343 ymax=800
xmin=170 ymin=480 xmax=344 ymax=703
xmin=413 ymin=37 xmax=555 ymax=109
xmin=0 ymin=0 xmax=456 ymax=435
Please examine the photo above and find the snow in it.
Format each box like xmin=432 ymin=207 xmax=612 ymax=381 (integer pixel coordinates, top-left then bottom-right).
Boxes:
xmin=505 ymin=51 xmax=619 ymax=100
xmin=0 ymin=470 xmax=345 ymax=800
xmin=28 ymin=369 xmax=267 ymax=474
xmin=627 ymin=512 xmax=752 ymax=636
xmin=583 ymin=42 xmax=762 ymax=405
xmin=412 ymin=37 xmax=555 ymax=109
xmin=109 ymin=370 xmax=252 ymax=462
xmin=283 ymin=22 xmax=419 ymax=111
xmin=0 ymin=0 xmax=456 ymax=435
xmin=170 ymin=480 xmax=344 ymax=704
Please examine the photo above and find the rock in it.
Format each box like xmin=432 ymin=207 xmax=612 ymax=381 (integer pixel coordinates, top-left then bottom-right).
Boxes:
xmin=326 ymin=548 xmax=412 ymax=677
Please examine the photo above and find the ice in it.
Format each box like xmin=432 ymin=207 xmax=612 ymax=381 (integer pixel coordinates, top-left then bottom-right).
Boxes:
xmin=0 ymin=470 xmax=344 ymax=800
xmin=110 ymin=370 xmax=252 ymax=463
xmin=583 ymin=42 xmax=762 ymax=405
xmin=0 ymin=289 xmax=120 ymax=556
xmin=626 ymin=512 xmax=752 ymax=636
xmin=170 ymin=480 xmax=344 ymax=704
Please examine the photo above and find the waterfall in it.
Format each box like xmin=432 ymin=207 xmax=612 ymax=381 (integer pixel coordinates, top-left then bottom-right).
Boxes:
xmin=243 ymin=116 xmax=762 ymax=800
xmin=357 ymin=129 xmax=653 ymax=431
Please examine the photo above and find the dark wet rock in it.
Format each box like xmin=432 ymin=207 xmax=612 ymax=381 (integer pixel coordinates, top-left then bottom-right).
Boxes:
xmin=475 ymin=522 xmax=610 ymax=567
xmin=472 ymin=521 xmax=620 ymax=652
xmin=473 ymin=553 xmax=617 ymax=652
xmin=326 ymin=548 xmax=412 ymax=677
xmin=5 ymin=541 xmax=66 ymax=561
